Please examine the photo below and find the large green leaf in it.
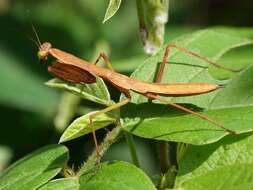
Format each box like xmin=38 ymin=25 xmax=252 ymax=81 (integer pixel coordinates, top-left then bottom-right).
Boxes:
xmin=214 ymin=27 xmax=253 ymax=39
xmin=79 ymin=161 xmax=156 ymax=190
xmin=173 ymin=134 xmax=253 ymax=190
xmin=209 ymin=45 xmax=253 ymax=80
xmin=46 ymin=77 xmax=112 ymax=106
xmin=122 ymin=65 xmax=253 ymax=145
xmin=38 ymin=178 xmax=79 ymax=190
xmin=0 ymin=145 xmax=68 ymax=190
xmin=121 ymin=29 xmax=253 ymax=145
xmin=122 ymin=103 xmax=253 ymax=145
xmin=209 ymin=65 xmax=253 ymax=109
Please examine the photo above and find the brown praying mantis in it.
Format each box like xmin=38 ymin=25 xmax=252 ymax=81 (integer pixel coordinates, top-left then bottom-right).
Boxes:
xmin=37 ymin=41 xmax=236 ymax=158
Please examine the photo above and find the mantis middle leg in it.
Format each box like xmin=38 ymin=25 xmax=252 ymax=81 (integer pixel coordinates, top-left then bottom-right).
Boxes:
xmin=89 ymin=98 xmax=130 ymax=160
xmin=94 ymin=52 xmax=114 ymax=71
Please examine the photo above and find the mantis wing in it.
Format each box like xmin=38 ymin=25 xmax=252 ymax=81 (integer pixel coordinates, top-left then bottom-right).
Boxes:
xmin=48 ymin=61 xmax=96 ymax=84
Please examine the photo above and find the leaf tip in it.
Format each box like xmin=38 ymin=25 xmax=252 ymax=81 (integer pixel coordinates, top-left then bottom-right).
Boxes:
xmin=59 ymin=135 xmax=68 ymax=144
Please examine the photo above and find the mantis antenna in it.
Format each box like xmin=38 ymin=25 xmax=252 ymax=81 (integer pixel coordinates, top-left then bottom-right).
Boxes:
xmin=31 ymin=23 xmax=42 ymax=47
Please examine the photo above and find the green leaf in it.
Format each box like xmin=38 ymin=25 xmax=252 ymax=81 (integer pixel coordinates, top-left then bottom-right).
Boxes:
xmin=122 ymin=103 xmax=253 ymax=145
xmin=59 ymin=110 xmax=118 ymax=143
xmin=209 ymin=65 xmax=253 ymax=109
xmin=79 ymin=161 xmax=156 ymax=190
xmin=213 ymin=26 xmax=253 ymax=39
xmin=103 ymin=0 xmax=122 ymax=23
xmin=208 ymin=44 xmax=253 ymax=80
xmin=38 ymin=178 xmax=79 ymax=190
xmin=174 ymin=134 xmax=253 ymax=190
xmin=121 ymin=28 xmax=253 ymax=145
xmin=46 ymin=78 xmax=112 ymax=106
xmin=0 ymin=145 xmax=68 ymax=190
xmin=122 ymin=65 xmax=253 ymax=145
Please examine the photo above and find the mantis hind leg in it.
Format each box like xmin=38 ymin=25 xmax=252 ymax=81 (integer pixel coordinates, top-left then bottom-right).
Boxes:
xmin=89 ymin=98 xmax=131 ymax=162
xmin=152 ymin=44 xmax=237 ymax=134
xmin=144 ymin=92 xmax=236 ymax=134
xmin=155 ymin=43 xmax=238 ymax=83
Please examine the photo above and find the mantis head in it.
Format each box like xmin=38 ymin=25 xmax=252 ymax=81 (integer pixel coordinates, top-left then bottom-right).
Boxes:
xmin=38 ymin=42 xmax=52 ymax=61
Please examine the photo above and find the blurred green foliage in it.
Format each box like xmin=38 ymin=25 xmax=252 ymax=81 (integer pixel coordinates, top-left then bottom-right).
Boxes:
xmin=0 ymin=0 xmax=252 ymax=176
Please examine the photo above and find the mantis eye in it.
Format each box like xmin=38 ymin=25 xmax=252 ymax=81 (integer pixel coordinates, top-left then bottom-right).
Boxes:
xmin=38 ymin=42 xmax=52 ymax=61
xmin=37 ymin=50 xmax=48 ymax=61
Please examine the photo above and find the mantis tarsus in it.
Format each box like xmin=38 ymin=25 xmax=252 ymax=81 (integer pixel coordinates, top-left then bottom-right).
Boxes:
xmin=37 ymin=41 xmax=236 ymax=158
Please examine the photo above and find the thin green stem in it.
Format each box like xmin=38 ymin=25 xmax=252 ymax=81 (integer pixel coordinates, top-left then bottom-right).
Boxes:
xmin=124 ymin=132 xmax=140 ymax=167
xmin=77 ymin=121 xmax=123 ymax=177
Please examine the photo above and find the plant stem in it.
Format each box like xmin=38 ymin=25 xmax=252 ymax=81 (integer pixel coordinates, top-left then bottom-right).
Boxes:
xmin=158 ymin=165 xmax=176 ymax=189
xmin=77 ymin=121 xmax=123 ymax=177
xmin=136 ymin=0 xmax=148 ymax=44
xmin=124 ymin=132 xmax=140 ymax=167
xmin=136 ymin=0 xmax=169 ymax=54
xmin=161 ymin=0 xmax=169 ymax=11
xmin=159 ymin=141 xmax=170 ymax=173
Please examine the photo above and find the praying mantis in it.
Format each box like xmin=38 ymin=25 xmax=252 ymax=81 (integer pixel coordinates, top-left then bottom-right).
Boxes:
xmin=37 ymin=41 xmax=236 ymax=158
